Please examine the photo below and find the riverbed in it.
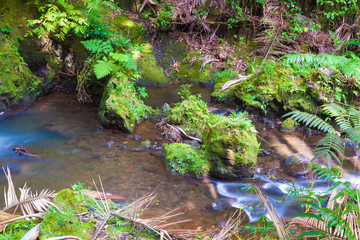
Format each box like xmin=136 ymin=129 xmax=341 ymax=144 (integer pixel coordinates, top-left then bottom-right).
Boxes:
xmin=1 ymin=87 xmax=359 ymax=232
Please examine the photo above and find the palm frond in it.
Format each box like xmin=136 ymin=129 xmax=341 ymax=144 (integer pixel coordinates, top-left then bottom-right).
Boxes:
xmin=283 ymin=111 xmax=336 ymax=134
xmin=3 ymin=168 xmax=55 ymax=216
xmin=344 ymin=127 xmax=360 ymax=145
xmin=348 ymin=108 xmax=360 ymax=128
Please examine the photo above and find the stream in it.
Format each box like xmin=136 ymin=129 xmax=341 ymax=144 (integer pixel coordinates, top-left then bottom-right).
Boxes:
xmin=1 ymin=85 xmax=360 ymax=231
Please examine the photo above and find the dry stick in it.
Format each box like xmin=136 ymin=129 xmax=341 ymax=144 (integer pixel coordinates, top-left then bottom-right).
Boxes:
xmin=91 ymin=213 xmax=111 ymax=240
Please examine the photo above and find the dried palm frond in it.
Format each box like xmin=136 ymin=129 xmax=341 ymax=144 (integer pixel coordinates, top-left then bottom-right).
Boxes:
xmin=220 ymin=74 xmax=252 ymax=91
xmin=0 ymin=213 xmax=44 ymax=233
xmin=189 ymin=55 xmax=219 ymax=71
xmin=257 ymin=188 xmax=289 ymax=239
xmin=3 ymin=168 xmax=55 ymax=216
xmin=213 ymin=211 xmax=242 ymax=240
xmin=156 ymin=118 xmax=202 ymax=143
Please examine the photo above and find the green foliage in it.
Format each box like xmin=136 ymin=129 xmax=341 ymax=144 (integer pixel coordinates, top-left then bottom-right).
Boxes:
xmin=81 ymin=39 xmax=114 ymax=56
xmin=285 ymin=103 xmax=360 ymax=168
xmin=0 ymin=219 xmax=41 ymax=240
xmin=27 ymin=0 xmax=87 ymax=40
xmin=163 ymin=143 xmax=211 ymax=176
xmin=168 ymin=85 xmax=210 ymax=136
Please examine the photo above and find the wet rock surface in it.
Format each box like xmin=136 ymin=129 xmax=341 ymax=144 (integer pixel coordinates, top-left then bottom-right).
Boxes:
xmin=282 ymin=153 xmax=311 ymax=176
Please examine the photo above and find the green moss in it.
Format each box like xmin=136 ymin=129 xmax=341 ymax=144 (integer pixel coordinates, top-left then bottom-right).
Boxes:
xmin=138 ymin=53 xmax=169 ymax=86
xmin=157 ymin=34 xmax=190 ymax=69
xmin=139 ymin=139 xmax=151 ymax=148
xmin=168 ymin=86 xmax=210 ymax=136
xmin=54 ymin=189 xmax=88 ymax=213
xmin=169 ymin=51 xmax=212 ymax=84
xmin=39 ymin=207 xmax=93 ymax=240
xmin=163 ymin=143 xmax=211 ymax=177
xmin=281 ymin=117 xmax=297 ymax=132
xmin=211 ymin=68 xmax=239 ymax=102
xmin=0 ymin=219 xmax=41 ymax=240
xmin=98 ymin=76 xmax=150 ymax=133
xmin=203 ymin=113 xmax=259 ymax=179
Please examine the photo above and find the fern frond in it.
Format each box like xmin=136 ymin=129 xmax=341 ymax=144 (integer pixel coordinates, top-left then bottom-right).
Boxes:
xmin=344 ymin=127 xmax=360 ymax=146
xmin=349 ymin=108 xmax=360 ymax=128
xmin=323 ymin=103 xmax=352 ymax=130
xmin=283 ymin=111 xmax=336 ymax=134
xmin=81 ymin=39 xmax=113 ymax=55
xmin=94 ymin=58 xmax=116 ymax=79
xmin=110 ymin=53 xmax=137 ymax=71
xmin=313 ymin=133 xmax=344 ymax=168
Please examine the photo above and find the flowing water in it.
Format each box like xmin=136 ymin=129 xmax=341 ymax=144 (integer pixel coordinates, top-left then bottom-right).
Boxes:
xmin=1 ymin=86 xmax=360 ymax=232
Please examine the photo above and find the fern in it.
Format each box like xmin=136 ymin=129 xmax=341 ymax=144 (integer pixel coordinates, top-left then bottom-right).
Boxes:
xmin=93 ymin=57 xmax=116 ymax=79
xmin=283 ymin=111 xmax=336 ymax=134
xmin=81 ymin=39 xmax=114 ymax=55
xmin=313 ymin=133 xmax=344 ymax=168
xmin=283 ymin=53 xmax=360 ymax=83
xmin=284 ymin=103 xmax=360 ymax=168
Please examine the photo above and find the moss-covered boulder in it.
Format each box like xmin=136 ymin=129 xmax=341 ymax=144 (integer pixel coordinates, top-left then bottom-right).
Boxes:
xmin=138 ymin=53 xmax=169 ymax=86
xmin=0 ymin=0 xmax=46 ymax=111
xmin=203 ymin=113 xmax=259 ymax=179
xmin=169 ymin=51 xmax=213 ymax=84
xmin=211 ymin=68 xmax=239 ymax=102
xmin=281 ymin=117 xmax=297 ymax=132
xmin=167 ymin=85 xmax=210 ymax=136
xmin=53 ymin=189 xmax=87 ymax=213
xmin=98 ymin=76 xmax=150 ymax=133
xmin=39 ymin=207 xmax=93 ymax=239
xmin=163 ymin=143 xmax=211 ymax=177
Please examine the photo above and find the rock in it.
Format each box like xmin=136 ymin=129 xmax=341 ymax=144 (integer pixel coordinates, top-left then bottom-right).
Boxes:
xmin=281 ymin=118 xmax=297 ymax=132
xmin=305 ymin=129 xmax=312 ymax=136
xmin=203 ymin=114 xmax=259 ymax=179
xmin=262 ymin=150 xmax=270 ymax=156
xmin=130 ymin=147 xmax=149 ymax=152
xmin=98 ymin=76 xmax=150 ymax=133
xmin=163 ymin=143 xmax=210 ymax=177
xmin=319 ymin=67 xmax=334 ymax=79
xmin=283 ymin=153 xmax=310 ymax=176
xmin=138 ymin=53 xmax=169 ymax=86
xmin=138 ymin=139 xmax=151 ymax=148
xmin=156 ymin=137 xmax=162 ymax=141
xmin=162 ymin=103 xmax=171 ymax=113
xmin=134 ymin=135 xmax=141 ymax=141
xmin=121 ymin=145 xmax=127 ymax=150
xmin=105 ymin=141 xmax=115 ymax=147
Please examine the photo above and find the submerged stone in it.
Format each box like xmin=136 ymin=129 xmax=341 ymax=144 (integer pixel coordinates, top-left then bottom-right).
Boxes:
xmin=281 ymin=118 xmax=297 ymax=132
xmin=283 ymin=153 xmax=310 ymax=176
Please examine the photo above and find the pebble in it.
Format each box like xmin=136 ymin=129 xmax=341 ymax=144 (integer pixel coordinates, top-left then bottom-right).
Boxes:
xmin=105 ymin=141 xmax=115 ymax=147
xmin=262 ymin=150 xmax=270 ymax=156
xmin=134 ymin=135 xmax=141 ymax=141
xmin=121 ymin=146 xmax=127 ymax=150
xmin=156 ymin=137 xmax=162 ymax=141
xmin=305 ymin=129 xmax=312 ymax=136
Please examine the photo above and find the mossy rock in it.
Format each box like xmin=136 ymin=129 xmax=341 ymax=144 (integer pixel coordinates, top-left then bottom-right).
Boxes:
xmin=138 ymin=53 xmax=169 ymax=86
xmin=232 ymin=63 xmax=317 ymax=113
xmin=169 ymin=51 xmax=212 ymax=84
xmin=211 ymin=68 xmax=239 ymax=102
xmin=281 ymin=118 xmax=297 ymax=132
xmin=157 ymin=34 xmax=190 ymax=69
xmin=163 ymin=143 xmax=211 ymax=177
xmin=54 ymin=189 xmax=87 ymax=213
xmin=39 ymin=208 xmax=93 ymax=239
xmin=168 ymin=90 xmax=210 ymax=136
xmin=203 ymin=114 xmax=259 ymax=179
xmin=98 ymin=76 xmax=150 ymax=133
